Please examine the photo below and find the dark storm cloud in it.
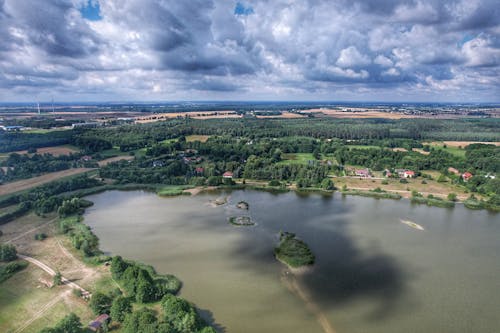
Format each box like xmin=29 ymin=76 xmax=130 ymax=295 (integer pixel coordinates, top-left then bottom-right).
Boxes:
xmin=0 ymin=0 xmax=498 ymax=101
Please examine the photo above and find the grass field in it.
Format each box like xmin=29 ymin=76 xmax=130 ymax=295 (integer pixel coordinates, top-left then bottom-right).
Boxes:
xmin=157 ymin=185 xmax=194 ymax=196
xmin=0 ymin=168 xmax=95 ymax=196
xmin=426 ymin=143 xmax=466 ymax=157
xmin=279 ymin=153 xmax=317 ymax=165
xmin=5 ymin=145 xmax=79 ymax=157
xmin=99 ymin=147 xmax=130 ymax=158
xmin=347 ymin=145 xmax=380 ymax=150
xmin=0 ymin=212 xmax=108 ymax=333
xmin=22 ymin=128 xmax=71 ymax=134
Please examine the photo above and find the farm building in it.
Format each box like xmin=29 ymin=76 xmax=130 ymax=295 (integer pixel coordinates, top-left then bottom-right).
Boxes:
xmin=88 ymin=314 xmax=109 ymax=332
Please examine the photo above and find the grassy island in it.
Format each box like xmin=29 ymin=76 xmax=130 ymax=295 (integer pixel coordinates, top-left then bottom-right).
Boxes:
xmin=229 ymin=216 xmax=254 ymax=226
xmin=274 ymin=232 xmax=315 ymax=268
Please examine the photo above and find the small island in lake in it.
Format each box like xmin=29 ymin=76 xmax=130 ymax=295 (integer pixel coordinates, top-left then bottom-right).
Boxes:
xmin=274 ymin=232 xmax=315 ymax=268
xmin=236 ymin=200 xmax=249 ymax=210
xmin=229 ymin=216 xmax=255 ymax=226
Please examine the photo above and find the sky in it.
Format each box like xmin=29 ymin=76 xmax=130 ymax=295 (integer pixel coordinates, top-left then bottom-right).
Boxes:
xmin=0 ymin=0 xmax=499 ymax=103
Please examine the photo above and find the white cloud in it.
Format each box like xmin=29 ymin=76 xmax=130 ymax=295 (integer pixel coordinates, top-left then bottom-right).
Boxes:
xmin=0 ymin=0 xmax=498 ymax=102
xmin=336 ymin=46 xmax=371 ymax=68
xmin=462 ymin=36 xmax=500 ymax=67
xmin=374 ymin=55 xmax=393 ymax=67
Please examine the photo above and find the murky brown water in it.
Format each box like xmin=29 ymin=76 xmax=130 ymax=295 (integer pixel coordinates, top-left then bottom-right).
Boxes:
xmin=84 ymin=190 xmax=500 ymax=333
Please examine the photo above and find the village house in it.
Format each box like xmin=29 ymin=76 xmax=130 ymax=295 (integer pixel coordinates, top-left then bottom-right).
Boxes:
xmin=223 ymin=171 xmax=233 ymax=179
xmin=384 ymin=169 xmax=392 ymax=177
xmin=80 ymin=155 xmax=93 ymax=162
xmin=462 ymin=172 xmax=473 ymax=181
xmin=448 ymin=167 xmax=460 ymax=175
xmin=88 ymin=314 xmax=109 ymax=332
xmin=395 ymin=169 xmax=415 ymax=178
xmin=355 ymin=169 xmax=371 ymax=178
xmin=195 ymin=167 xmax=204 ymax=175
xmin=403 ymin=170 xmax=415 ymax=178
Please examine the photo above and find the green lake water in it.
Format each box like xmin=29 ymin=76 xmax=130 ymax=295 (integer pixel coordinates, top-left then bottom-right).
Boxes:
xmin=83 ymin=190 xmax=500 ymax=333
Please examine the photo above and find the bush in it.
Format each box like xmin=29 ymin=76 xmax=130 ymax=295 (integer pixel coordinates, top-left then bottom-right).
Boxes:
xmin=381 ymin=180 xmax=389 ymax=185
xmin=320 ymin=178 xmax=334 ymax=190
xmin=89 ymin=292 xmax=113 ymax=315
xmin=34 ymin=233 xmax=47 ymax=241
xmin=53 ymin=271 xmax=62 ymax=286
xmin=0 ymin=244 xmax=17 ymax=262
xmin=447 ymin=193 xmax=458 ymax=202
xmin=40 ymin=313 xmax=83 ymax=333
xmin=268 ymin=179 xmax=281 ymax=187
xmin=437 ymin=174 xmax=447 ymax=183
xmin=0 ymin=261 xmax=28 ymax=282
xmin=206 ymin=176 xmax=222 ymax=186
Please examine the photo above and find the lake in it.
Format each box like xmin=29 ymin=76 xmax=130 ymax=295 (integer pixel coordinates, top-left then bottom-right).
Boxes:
xmin=83 ymin=190 xmax=500 ymax=333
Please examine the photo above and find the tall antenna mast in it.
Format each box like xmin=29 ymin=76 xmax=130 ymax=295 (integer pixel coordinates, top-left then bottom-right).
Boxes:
xmin=51 ymin=98 xmax=55 ymax=113
xmin=37 ymin=102 xmax=41 ymax=115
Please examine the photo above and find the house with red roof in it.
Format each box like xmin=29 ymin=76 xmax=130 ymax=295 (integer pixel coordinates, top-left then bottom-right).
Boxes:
xmin=462 ymin=172 xmax=473 ymax=181
xmin=223 ymin=171 xmax=233 ymax=179
xmin=403 ymin=170 xmax=415 ymax=178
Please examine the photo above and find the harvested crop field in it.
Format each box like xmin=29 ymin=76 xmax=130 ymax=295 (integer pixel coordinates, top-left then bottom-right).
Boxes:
xmin=97 ymin=155 xmax=134 ymax=166
xmin=412 ymin=148 xmax=430 ymax=155
xmin=136 ymin=111 xmax=240 ymax=123
xmin=12 ymin=145 xmax=79 ymax=156
xmin=428 ymin=141 xmax=500 ymax=148
xmin=301 ymin=108 xmax=414 ymax=119
xmin=256 ymin=112 xmax=306 ymax=119
xmin=0 ymin=168 xmax=94 ymax=196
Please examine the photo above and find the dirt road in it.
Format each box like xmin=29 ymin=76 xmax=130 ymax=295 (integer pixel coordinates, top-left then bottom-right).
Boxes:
xmin=18 ymin=254 xmax=91 ymax=298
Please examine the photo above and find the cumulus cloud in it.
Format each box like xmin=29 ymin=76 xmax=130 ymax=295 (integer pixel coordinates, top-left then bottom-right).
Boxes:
xmin=0 ymin=0 xmax=498 ymax=102
xmin=336 ymin=46 xmax=371 ymax=68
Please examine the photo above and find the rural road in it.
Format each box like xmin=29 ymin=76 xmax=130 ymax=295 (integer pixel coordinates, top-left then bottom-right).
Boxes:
xmin=18 ymin=254 xmax=91 ymax=298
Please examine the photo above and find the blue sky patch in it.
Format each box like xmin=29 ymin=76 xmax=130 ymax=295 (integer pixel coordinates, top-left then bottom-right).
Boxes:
xmin=234 ymin=2 xmax=254 ymax=16
xmin=459 ymin=34 xmax=475 ymax=47
xmin=80 ymin=0 xmax=102 ymax=21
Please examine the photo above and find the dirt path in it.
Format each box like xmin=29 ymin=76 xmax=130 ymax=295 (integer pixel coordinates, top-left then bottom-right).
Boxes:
xmin=12 ymin=292 xmax=68 ymax=333
xmin=0 ymin=168 xmax=95 ymax=196
xmin=18 ymin=254 xmax=91 ymax=298
xmin=4 ymin=218 xmax=57 ymax=244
